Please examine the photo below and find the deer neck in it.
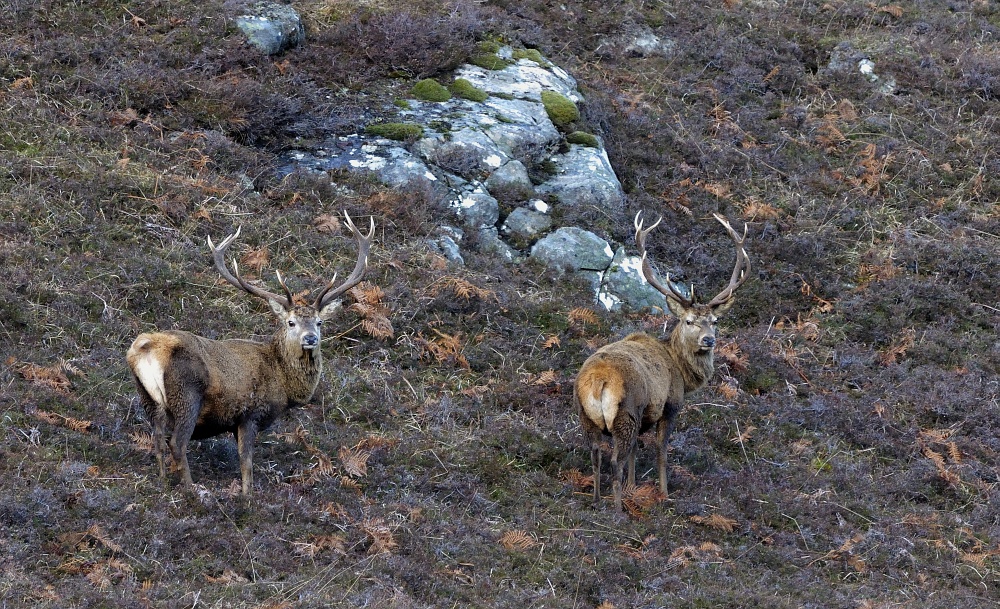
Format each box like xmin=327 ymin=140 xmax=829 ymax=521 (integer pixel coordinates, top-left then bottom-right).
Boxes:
xmin=668 ymin=328 xmax=715 ymax=395
xmin=271 ymin=335 xmax=323 ymax=404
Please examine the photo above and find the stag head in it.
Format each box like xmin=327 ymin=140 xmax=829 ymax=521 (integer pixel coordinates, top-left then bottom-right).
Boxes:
xmin=634 ymin=211 xmax=750 ymax=352
xmin=208 ymin=212 xmax=375 ymax=350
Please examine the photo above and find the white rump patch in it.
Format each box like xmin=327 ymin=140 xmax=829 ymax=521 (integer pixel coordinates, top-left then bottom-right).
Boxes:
xmin=582 ymin=386 xmax=618 ymax=433
xmin=134 ymin=355 xmax=168 ymax=408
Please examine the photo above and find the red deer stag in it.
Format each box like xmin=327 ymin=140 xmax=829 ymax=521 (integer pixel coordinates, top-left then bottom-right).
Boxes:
xmin=126 ymin=213 xmax=374 ymax=495
xmin=574 ymin=212 xmax=750 ymax=511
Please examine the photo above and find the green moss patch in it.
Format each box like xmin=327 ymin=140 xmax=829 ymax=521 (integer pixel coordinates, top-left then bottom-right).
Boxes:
xmin=412 ymin=78 xmax=452 ymax=102
xmin=540 ymin=90 xmax=579 ymax=130
xmin=365 ymin=122 xmax=424 ymax=140
xmin=512 ymin=48 xmax=547 ymax=65
xmin=449 ymin=78 xmax=488 ymax=102
xmin=566 ymin=131 xmax=600 ymax=147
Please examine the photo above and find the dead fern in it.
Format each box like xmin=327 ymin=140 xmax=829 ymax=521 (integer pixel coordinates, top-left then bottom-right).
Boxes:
xmin=19 ymin=361 xmax=77 ymax=394
xmin=560 ymin=468 xmax=594 ymax=491
xmin=32 ymin=409 xmax=93 ymax=434
xmin=567 ymin=307 xmax=599 ymax=326
xmin=428 ymin=276 xmax=496 ymax=302
xmin=499 ymin=530 xmax=537 ymax=551
xmin=362 ymin=518 xmax=398 ymax=555
xmin=622 ymin=483 xmax=667 ymax=518
xmin=415 ymin=329 xmax=470 ymax=369
xmin=690 ymin=513 xmax=739 ymax=533
xmin=338 ymin=445 xmax=371 ymax=479
xmin=349 ymin=281 xmax=394 ymax=340
xmin=878 ymin=327 xmax=915 ymax=366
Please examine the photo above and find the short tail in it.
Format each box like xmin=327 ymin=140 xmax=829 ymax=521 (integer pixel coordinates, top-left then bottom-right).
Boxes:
xmin=127 ymin=334 xmax=168 ymax=408
xmin=577 ymin=363 xmax=624 ymax=432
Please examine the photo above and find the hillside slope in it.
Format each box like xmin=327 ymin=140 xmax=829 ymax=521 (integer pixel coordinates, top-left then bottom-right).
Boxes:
xmin=1 ymin=1 xmax=998 ymax=607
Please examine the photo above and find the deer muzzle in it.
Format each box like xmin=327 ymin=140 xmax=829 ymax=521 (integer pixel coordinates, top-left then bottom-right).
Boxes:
xmin=302 ymin=334 xmax=319 ymax=349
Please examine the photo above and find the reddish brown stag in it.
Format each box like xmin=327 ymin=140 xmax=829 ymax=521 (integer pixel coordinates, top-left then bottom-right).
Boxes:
xmin=574 ymin=212 xmax=750 ymax=511
xmin=126 ymin=213 xmax=374 ymax=495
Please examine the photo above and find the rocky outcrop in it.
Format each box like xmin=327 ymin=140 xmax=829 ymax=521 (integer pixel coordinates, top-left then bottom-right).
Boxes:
xmin=280 ymin=46 xmax=676 ymax=310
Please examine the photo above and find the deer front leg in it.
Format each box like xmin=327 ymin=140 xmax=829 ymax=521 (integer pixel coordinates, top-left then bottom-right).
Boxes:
xmin=237 ymin=420 xmax=258 ymax=496
xmin=656 ymin=407 xmax=677 ymax=498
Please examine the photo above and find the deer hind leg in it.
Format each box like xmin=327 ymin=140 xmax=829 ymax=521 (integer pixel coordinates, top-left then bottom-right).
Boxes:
xmin=237 ymin=420 xmax=258 ymax=496
xmin=134 ymin=379 xmax=169 ymax=482
xmin=168 ymin=392 xmax=202 ymax=487
xmin=611 ymin=418 xmax=638 ymax=513
xmin=585 ymin=426 xmax=603 ymax=504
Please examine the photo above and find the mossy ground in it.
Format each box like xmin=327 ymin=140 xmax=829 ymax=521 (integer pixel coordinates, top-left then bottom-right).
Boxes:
xmin=1 ymin=1 xmax=999 ymax=607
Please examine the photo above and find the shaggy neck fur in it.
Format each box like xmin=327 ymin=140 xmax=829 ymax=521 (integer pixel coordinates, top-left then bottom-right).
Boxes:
xmin=668 ymin=328 xmax=715 ymax=395
xmin=273 ymin=334 xmax=323 ymax=404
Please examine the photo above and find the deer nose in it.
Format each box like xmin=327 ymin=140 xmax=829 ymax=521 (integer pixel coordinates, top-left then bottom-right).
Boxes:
xmin=701 ymin=336 xmax=716 ymax=348
xmin=302 ymin=334 xmax=319 ymax=348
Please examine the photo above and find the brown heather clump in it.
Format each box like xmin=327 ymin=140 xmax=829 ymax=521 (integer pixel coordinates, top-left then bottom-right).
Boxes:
xmin=0 ymin=0 xmax=998 ymax=607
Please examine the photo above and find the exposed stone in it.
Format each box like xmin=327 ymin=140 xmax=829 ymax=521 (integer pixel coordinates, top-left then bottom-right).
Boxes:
xmin=429 ymin=226 xmax=465 ymax=266
xmin=535 ymin=145 xmax=624 ymax=210
xmin=235 ymin=2 xmax=304 ymax=56
xmin=502 ymin=207 xmax=552 ymax=243
xmin=599 ymin=247 xmax=669 ymax=312
xmin=454 ymin=58 xmax=581 ymax=103
xmin=485 ymin=160 xmax=534 ymax=201
xmin=451 ymin=186 xmax=499 ymax=230
xmin=624 ymin=30 xmax=678 ymax=58
xmin=530 ymin=227 xmax=614 ymax=273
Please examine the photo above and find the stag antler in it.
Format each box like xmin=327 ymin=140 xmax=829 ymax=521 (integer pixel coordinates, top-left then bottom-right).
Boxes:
xmin=209 ymin=226 xmax=295 ymax=310
xmin=634 ymin=211 xmax=694 ymax=307
xmin=634 ymin=211 xmax=750 ymax=309
xmin=313 ymin=211 xmax=375 ymax=311
xmin=704 ymin=213 xmax=750 ymax=308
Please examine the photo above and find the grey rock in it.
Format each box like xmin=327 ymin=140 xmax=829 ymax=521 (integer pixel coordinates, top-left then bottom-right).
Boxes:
xmin=476 ymin=228 xmax=517 ymax=261
xmin=599 ymin=247 xmax=669 ymax=312
xmin=428 ymin=226 xmax=465 ymax=266
xmin=454 ymin=58 xmax=581 ymax=103
xmin=624 ymin=29 xmax=678 ymax=58
xmin=236 ymin=3 xmax=304 ymax=55
xmin=451 ymin=186 xmax=499 ymax=230
xmin=502 ymin=206 xmax=552 ymax=242
xmin=485 ymin=160 xmax=534 ymax=201
xmin=536 ymin=145 xmax=624 ymax=210
xmin=414 ymin=126 xmax=510 ymax=180
xmin=530 ymin=227 xmax=614 ymax=273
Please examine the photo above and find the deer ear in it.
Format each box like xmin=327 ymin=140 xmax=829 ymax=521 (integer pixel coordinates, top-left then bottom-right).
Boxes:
xmin=267 ymin=298 xmax=288 ymax=318
xmin=665 ymin=295 xmax=688 ymax=319
xmin=318 ymin=299 xmax=342 ymax=321
xmin=711 ymin=297 xmax=736 ymax=316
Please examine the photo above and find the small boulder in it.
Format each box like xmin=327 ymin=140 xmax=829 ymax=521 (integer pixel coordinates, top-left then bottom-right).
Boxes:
xmin=236 ymin=2 xmax=304 ymax=56
xmin=530 ymin=227 xmax=614 ymax=273
xmin=502 ymin=206 xmax=552 ymax=244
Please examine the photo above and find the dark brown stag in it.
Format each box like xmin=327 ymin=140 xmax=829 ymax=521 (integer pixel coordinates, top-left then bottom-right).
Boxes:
xmin=126 ymin=213 xmax=374 ymax=495
xmin=574 ymin=212 xmax=750 ymax=511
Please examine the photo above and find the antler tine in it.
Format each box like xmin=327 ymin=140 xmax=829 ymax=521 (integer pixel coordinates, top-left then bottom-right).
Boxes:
xmin=633 ymin=211 xmax=693 ymax=308
xmin=705 ymin=213 xmax=751 ymax=308
xmin=208 ymin=226 xmax=292 ymax=309
xmin=314 ymin=211 xmax=375 ymax=310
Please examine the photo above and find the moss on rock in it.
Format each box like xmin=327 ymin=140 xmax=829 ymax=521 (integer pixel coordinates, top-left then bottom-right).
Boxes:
xmin=540 ymin=90 xmax=579 ymax=130
xmin=449 ymin=78 xmax=489 ymax=102
xmin=512 ymin=48 xmax=547 ymax=65
xmin=365 ymin=122 xmax=424 ymax=141
xmin=566 ymin=131 xmax=600 ymax=147
xmin=412 ymin=78 xmax=451 ymax=102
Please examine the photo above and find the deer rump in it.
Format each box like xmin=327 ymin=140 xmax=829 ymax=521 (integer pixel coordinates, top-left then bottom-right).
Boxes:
xmin=576 ymin=334 xmax=677 ymax=438
xmin=128 ymin=330 xmax=303 ymax=443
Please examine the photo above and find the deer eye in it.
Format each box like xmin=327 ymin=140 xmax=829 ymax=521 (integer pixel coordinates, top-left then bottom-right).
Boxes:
xmin=288 ymin=320 xmax=296 ymax=328
xmin=316 ymin=320 xmax=323 ymax=326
